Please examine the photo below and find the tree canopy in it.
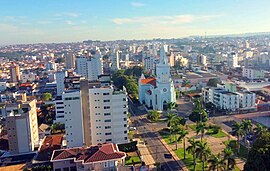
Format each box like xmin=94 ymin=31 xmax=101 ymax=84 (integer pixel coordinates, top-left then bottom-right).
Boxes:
xmin=244 ymin=131 xmax=270 ymax=171
xmin=41 ymin=92 xmax=52 ymax=101
xmin=207 ymin=78 xmax=220 ymax=87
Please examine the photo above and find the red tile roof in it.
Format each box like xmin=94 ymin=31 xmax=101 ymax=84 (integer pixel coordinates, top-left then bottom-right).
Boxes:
xmin=51 ymin=143 xmax=125 ymax=163
xmin=141 ymin=77 xmax=156 ymax=87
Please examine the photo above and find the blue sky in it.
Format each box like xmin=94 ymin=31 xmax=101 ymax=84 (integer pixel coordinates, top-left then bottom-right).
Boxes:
xmin=1 ymin=0 xmax=270 ymax=44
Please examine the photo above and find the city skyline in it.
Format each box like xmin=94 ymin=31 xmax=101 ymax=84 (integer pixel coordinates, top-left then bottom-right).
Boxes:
xmin=1 ymin=0 xmax=270 ymax=45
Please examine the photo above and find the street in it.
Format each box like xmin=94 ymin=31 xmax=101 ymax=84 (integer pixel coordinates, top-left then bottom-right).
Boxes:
xmin=128 ymin=98 xmax=183 ymax=171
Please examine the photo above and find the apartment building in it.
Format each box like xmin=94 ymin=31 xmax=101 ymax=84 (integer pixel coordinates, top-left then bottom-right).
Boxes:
xmin=76 ymin=52 xmax=103 ymax=81
xmin=51 ymin=143 xmax=126 ymax=171
xmin=242 ymin=68 xmax=265 ymax=80
xmin=202 ymin=87 xmax=256 ymax=112
xmin=63 ymin=79 xmax=128 ymax=148
xmin=6 ymin=100 xmax=39 ymax=154
xmin=56 ymin=71 xmax=67 ymax=96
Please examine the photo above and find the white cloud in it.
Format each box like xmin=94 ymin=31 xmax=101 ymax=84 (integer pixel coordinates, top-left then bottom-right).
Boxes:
xmin=55 ymin=12 xmax=79 ymax=18
xmin=130 ymin=2 xmax=145 ymax=7
xmin=112 ymin=14 xmax=223 ymax=25
xmin=38 ymin=20 xmax=53 ymax=24
xmin=65 ymin=20 xmax=75 ymax=25
xmin=0 ymin=24 xmax=18 ymax=32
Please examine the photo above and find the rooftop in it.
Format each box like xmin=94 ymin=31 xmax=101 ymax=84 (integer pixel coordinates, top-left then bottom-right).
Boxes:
xmin=140 ymin=77 xmax=156 ymax=87
xmin=51 ymin=143 xmax=125 ymax=164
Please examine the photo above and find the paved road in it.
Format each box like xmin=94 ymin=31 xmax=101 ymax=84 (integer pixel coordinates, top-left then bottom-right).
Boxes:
xmin=128 ymin=98 xmax=182 ymax=171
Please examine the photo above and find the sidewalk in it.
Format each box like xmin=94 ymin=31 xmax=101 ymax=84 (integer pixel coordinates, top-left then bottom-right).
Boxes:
xmin=135 ymin=138 xmax=156 ymax=169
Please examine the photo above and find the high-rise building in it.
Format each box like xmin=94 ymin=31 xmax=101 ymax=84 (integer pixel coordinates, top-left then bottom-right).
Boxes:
xmin=6 ymin=100 xmax=39 ymax=154
xmin=228 ymin=52 xmax=239 ymax=68
xmin=56 ymin=71 xmax=68 ymax=96
xmin=65 ymin=52 xmax=75 ymax=69
xmin=10 ymin=63 xmax=20 ymax=83
xmin=76 ymin=52 xmax=103 ymax=81
xmin=46 ymin=61 xmax=57 ymax=71
xmin=63 ymin=79 xmax=128 ymax=148
xmin=111 ymin=50 xmax=120 ymax=71
xmin=197 ymin=54 xmax=207 ymax=66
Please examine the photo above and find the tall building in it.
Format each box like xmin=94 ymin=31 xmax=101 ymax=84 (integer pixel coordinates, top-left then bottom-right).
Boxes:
xmin=65 ymin=52 xmax=75 ymax=69
xmin=56 ymin=71 xmax=67 ymax=96
xmin=111 ymin=50 xmax=120 ymax=71
xmin=63 ymin=79 xmax=128 ymax=148
xmin=76 ymin=52 xmax=103 ymax=81
xmin=10 ymin=63 xmax=20 ymax=83
xmin=228 ymin=52 xmax=238 ymax=68
xmin=197 ymin=54 xmax=207 ymax=66
xmin=139 ymin=45 xmax=176 ymax=110
xmin=6 ymin=100 xmax=39 ymax=154
xmin=46 ymin=61 xmax=57 ymax=71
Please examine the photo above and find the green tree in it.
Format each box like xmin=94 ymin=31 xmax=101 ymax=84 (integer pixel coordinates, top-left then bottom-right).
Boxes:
xmin=177 ymin=127 xmax=189 ymax=158
xmin=147 ymin=110 xmax=160 ymax=122
xmin=126 ymin=81 xmax=138 ymax=99
xmin=195 ymin=141 xmax=211 ymax=171
xmin=244 ymin=131 xmax=270 ymax=171
xmin=222 ymin=148 xmax=236 ymax=171
xmin=208 ymin=153 xmax=225 ymax=171
xmin=187 ymin=138 xmax=199 ymax=171
xmin=41 ymin=92 xmax=52 ymax=101
xmin=166 ymin=113 xmax=178 ymax=143
xmin=196 ymin=122 xmax=207 ymax=141
xmin=253 ymin=123 xmax=268 ymax=137
xmin=232 ymin=122 xmax=245 ymax=154
xmin=207 ymin=78 xmax=220 ymax=87
xmin=175 ymin=89 xmax=180 ymax=99
xmin=167 ymin=102 xmax=177 ymax=111
xmin=241 ymin=119 xmax=252 ymax=144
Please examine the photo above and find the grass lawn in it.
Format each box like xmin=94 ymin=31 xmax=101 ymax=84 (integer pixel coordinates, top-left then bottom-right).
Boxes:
xmin=174 ymin=148 xmax=206 ymax=171
xmin=189 ymin=124 xmax=197 ymax=131
xmin=207 ymin=129 xmax=227 ymax=138
xmin=125 ymin=156 xmax=141 ymax=165
xmin=159 ymin=131 xmax=178 ymax=144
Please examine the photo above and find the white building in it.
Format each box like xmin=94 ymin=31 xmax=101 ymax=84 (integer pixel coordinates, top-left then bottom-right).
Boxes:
xmin=139 ymin=45 xmax=176 ymax=111
xmin=111 ymin=50 xmax=120 ymax=71
xmin=65 ymin=52 xmax=75 ymax=69
xmin=76 ymin=52 xmax=103 ymax=81
xmin=54 ymin=97 xmax=65 ymax=124
xmin=197 ymin=54 xmax=207 ymax=66
xmin=21 ymin=72 xmax=36 ymax=83
xmin=228 ymin=52 xmax=239 ymax=68
xmin=242 ymin=68 xmax=264 ymax=80
xmin=63 ymin=90 xmax=84 ymax=148
xmin=56 ymin=71 xmax=67 ymax=96
xmin=202 ymin=87 xmax=256 ymax=112
xmin=6 ymin=100 xmax=39 ymax=154
xmin=46 ymin=61 xmax=57 ymax=71
xmin=63 ymin=80 xmax=128 ymax=148
xmin=143 ymin=56 xmax=156 ymax=74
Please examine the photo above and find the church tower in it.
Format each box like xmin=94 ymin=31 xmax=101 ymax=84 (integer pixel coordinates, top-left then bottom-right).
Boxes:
xmin=155 ymin=45 xmax=176 ymax=110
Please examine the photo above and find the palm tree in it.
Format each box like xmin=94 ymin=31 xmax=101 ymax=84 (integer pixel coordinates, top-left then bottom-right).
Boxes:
xmin=147 ymin=110 xmax=160 ymax=122
xmin=196 ymin=122 xmax=207 ymax=141
xmin=167 ymin=102 xmax=176 ymax=111
xmin=187 ymin=138 xmax=199 ymax=171
xmin=166 ymin=113 xmax=177 ymax=143
xmin=232 ymin=122 xmax=244 ymax=154
xmin=222 ymin=148 xmax=236 ymax=171
xmin=241 ymin=119 xmax=252 ymax=144
xmin=195 ymin=141 xmax=211 ymax=171
xmin=208 ymin=153 xmax=225 ymax=171
xmin=175 ymin=127 xmax=189 ymax=152
xmin=253 ymin=123 xmax=268 ymax=137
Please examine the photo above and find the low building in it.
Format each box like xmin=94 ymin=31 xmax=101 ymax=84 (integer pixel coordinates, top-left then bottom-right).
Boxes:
xmin=242 ymin=68 xmax=264 ymax=80
xmin=50 ymin=143 xmax=126 ymax=171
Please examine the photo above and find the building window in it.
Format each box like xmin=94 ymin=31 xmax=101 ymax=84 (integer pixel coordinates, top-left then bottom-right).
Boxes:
xmin=63 ymin=168 xmax=69 ymax=171
xmin=124 ymin=124 xmax=127 ymax=127
xmin=55 ymin=169 xmax=61 ymax=171
xmin=104 ymin=99 xmax=110 ymax=102
xmin=123 ymin=118 xmax=127 ymax=121
xmin=124 ymin=137 xmax=128 ymax=140
xmin=103 ymin=93 xmax=110 ymax=95
xmin=104 ymin=113 xmax=111 ymax=116
xmin=105 ymin=132 xmax=112 ymax=135
xmin=106 ymin=139 xmax=112 ymax=141
xmin=104 ymin=106 xmax=110 ymax=109
xmin=105 ymin=119 xmax=111 ymax=122
xmin=105 ymin=126 xmax=111 ymax=129
xmin=124 ymin=130 xmax=127 ymax=134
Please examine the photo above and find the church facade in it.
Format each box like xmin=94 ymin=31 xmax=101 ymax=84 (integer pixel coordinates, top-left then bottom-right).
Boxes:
xmin=139 ymin=45 xmax=176 ymax=111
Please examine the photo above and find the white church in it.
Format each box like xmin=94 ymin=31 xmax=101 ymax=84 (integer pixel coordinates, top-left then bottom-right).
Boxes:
xmin=139 ymin=45 xmax=176 ymax=111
